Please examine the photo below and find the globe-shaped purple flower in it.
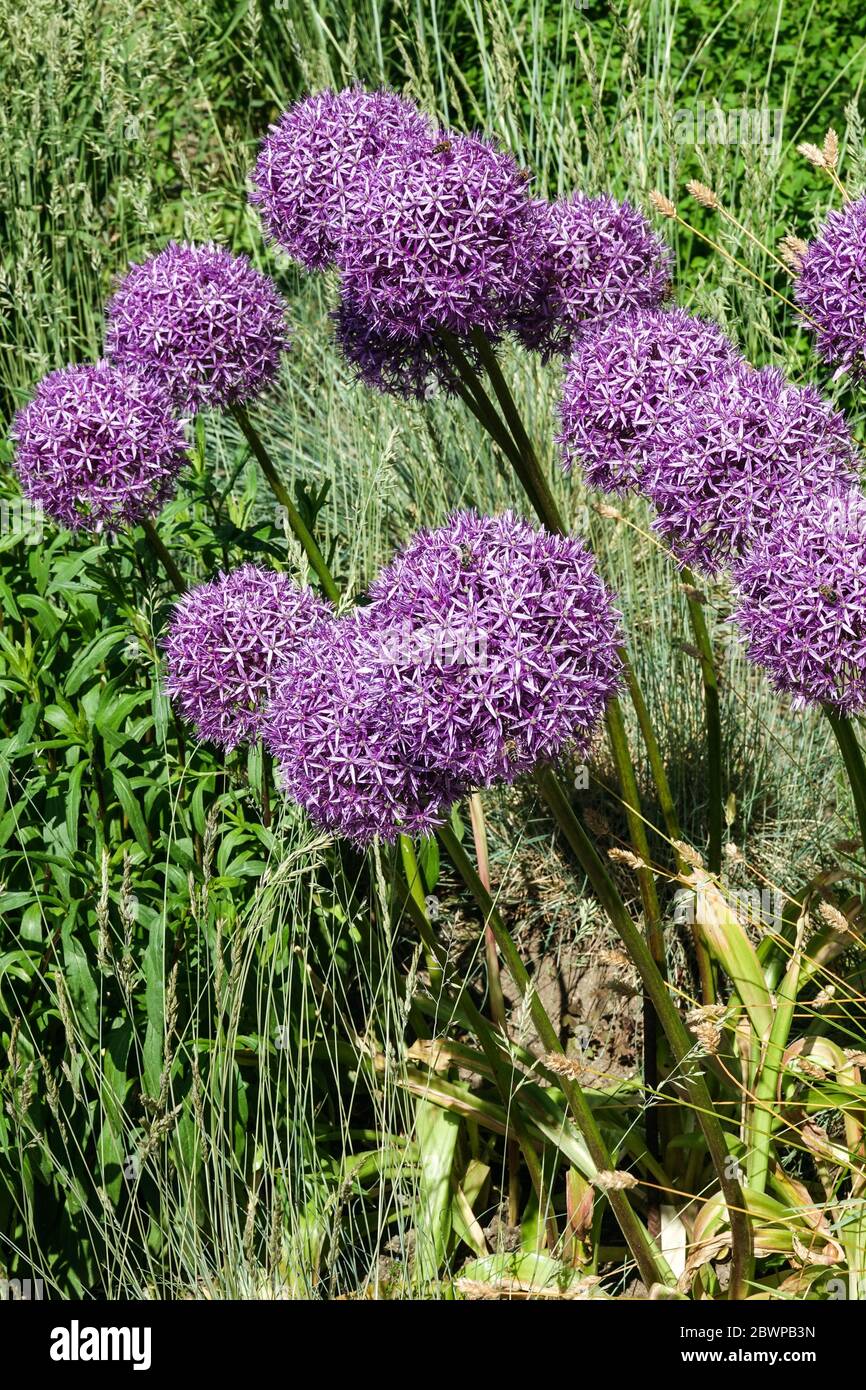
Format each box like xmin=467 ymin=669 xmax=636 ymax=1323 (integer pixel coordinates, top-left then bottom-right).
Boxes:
xmin=10 ymin=361 xmax=187 ymax=532
xmin=508 ymin=194 xmax=673 ymax=358
xmin=250 ymin=86 xmax=433 ymax=271
xmin=794 ymin=196 xmax=866 ymax=378
xmin=558 ymin=307 xmax=741 ymax=491
xmin=643 ymin=364 xmax=861 ymax=573
xmin=334 ymin=297 xmax=462 ymax=401
xmin=733 ymin=491 xmax=866 ymax=714
xmin=106 ymin=242 xmax=289 ymax=412
xmin=338 ymin=132 xmax=541 ymax=341
xmin=363 ymin=510 xmax=623 ymax=786
xmin=164 ymin=565 xmax=332 ymax=750
xmin=264 ymin=613 xmax=463 ymax=844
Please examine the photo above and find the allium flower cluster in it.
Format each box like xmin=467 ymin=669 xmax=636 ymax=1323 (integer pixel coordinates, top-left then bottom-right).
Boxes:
xmin=794 ymin=195 xmax=866 ymax=378
xmin=106 ymin=242 xmax=289 ymax=412
xmin=338 ymin=132 xmax=541 ymax=342
xmin=164 ymin=565 xmax=332 ymax=750
xmin=10 ymin=361 xmax=187 ymax=532
xmin=643 ymin=364 xmax=860 ymax=573
xmin=364 ymin=510 xmax=623 ymax=785
xmin=732 ymin=491 xmax=866 ymax=714
xmin=558 ymin=307 xmax=741 ymax=491
xmin=509 ymin=194 xmax=672 ymax=358
xmin=334 ymin=297 xmax=465 ymax=402
xmin=264 ymin=614 xmax=463 ymax=844
xmin=251 ymin=86 xmax=433 ymax=271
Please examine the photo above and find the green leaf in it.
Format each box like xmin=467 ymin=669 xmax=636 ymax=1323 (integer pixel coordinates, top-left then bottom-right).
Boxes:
xmin=417 ymin=835 xmax=440 ymax=891
xmin=65 ymin=759 xmax=87 ymax=852
xmin=61 ymin=908 xmax=99 ymax=1038
xmin=414 ymin=1097 xmax=460 ymax=1283
xmin=111 ymin=770 xmax=151 ymax=851
xmin=65 ymin=629 xmax=125 ymax=696
xmin=142 ymin=912 xmax=165 ymax=1098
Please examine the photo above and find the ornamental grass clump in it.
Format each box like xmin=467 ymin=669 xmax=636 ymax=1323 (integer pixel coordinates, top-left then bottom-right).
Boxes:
xmin=643 ymin=363 xmax=860 ymax=573
xmin=105 ymin=241 xmax=290 ymax=413
xmin=264 ymin=612 xmax=464 ymax=844
xmin=732 ymin=490 xmax=866 ymax=715
xmin=163 ymin=565 xmax=333 ymax=750
xmin=794 ymin=194 xmax=866 ymax=378
xmin=10 ymin=360 xmax=188 ymax=532
xmin=509 ymin=193 xmax=673 ymax=359
xmin=364 ymin=509 xmax=624 ymax=786
xmin=557 ymin=306 xmax=741 ymax=491
xmin=250 ymin=86 xmax=433 ymax=271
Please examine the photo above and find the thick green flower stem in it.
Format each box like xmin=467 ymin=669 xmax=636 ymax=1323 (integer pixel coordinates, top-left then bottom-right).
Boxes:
xmin=468 ymin=790 xmax=520 ymax=1223
xmin=400 ymin=834 xmax=445 ymax=993
xmin=398 ymin=835 xmax=558 ymax=1248
xmin=746 ymin=926 xmax=802 ymax=1195
xmin=470 ymin=328 xmax=566 ymax=535
xmin=476 ymin=326 xmax=723 ymax=889
xmin=442 ymin=331 xmax=681 ymax=1118
xmin=605 ymin=701 xmax=665 ymax=969
xmin=437 ymin=330 xmax=555 ymax=524
xmin=605 ymin=698 xmax=665 ymax=1175
xmin=437 ymin=821 xmax=674 ymax=1290
xmin=467 ymin=793 xmax=508 ymax=1030
xmin=624 ymin=660 xmax=715 ymax=1004
xmin=440 ymin=332 xmax=679 ymax=876
xmin=231 ymin=403 xmax=340 ymax=605
xmin=622 ymin=663 xmax=682 ymax=845
xmin=824 ymin=709 xmax=866 ymax=859
xmin=534 ymin=766 xmax=754 ymax=1300
xmin=141 ymin=516 xmax=186 ymax=594
xmin=682 ymin=571 xmax=723 ymax=875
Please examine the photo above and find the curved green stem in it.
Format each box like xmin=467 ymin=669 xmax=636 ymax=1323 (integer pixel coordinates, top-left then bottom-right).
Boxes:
xmin=467 ymin=793 xmax=508 ymax=1030
xmin=622 ymin=662 xmax=681 ymax=845
xmin=141 ymin=517 xmax=186 ymax=594
xmin=534 ymin=766 xmax=754 ymax=1300
xmin=437 ymin=821 xmax=674 ymax=1291
xmin=231 ymin=404 xmax=340 ymax=605
xmin=604 ymin=701 xmax=665 ymax=970
xmin=438 ymin=330 xmax=556 ymax=521
xmin=400 ymin=834 xmax=443 ymax=992
xmin=440 ymin=330 xmax=688 ymax=1111
xmin=747 ymin=927 xmax=801 ymax=1194
xmin=683 ymin=571 xmax=723 ymax=874
xmin=605 ymin=698 xmax=665 ymax=1170
xmin=397 ymin=838 xmax=557 ymax=1246
xmin=469 ymin=329 xmax=566 ymax=536
xmin=468 ymin=790 xmax=520 ymax=1223
xmin=440 ymin=333 xmax=679 ymax=872
xmin=824 ymin=708 xmax=866 ymax=858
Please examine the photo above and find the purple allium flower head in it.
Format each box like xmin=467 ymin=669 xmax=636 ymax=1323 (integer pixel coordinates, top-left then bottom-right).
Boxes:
xmin=363 ymin=510 xmax=623 ymax=785
xmin=338 ymin=132 xmax=541 ymax=341
xmin=558 ymin=307 xmax=741 ymax=491
xmin=106 ymin=242 xmax=289 ymax=412
xmin=164 ymin=565 xmax=332 ymax=750
xmin=508 ymin=194 xmax=673 ymax=358
xmin=264 ymin=613 xmax=463 ymax=844
xmin=643 ymin=363 xmax=861 ymax=573
xmin=250 ymin=86 xmax=433 ymax=271
xmin=10 ymin=361 xmax=187 ymax=532
xmin=333 ymin=296 xmax=481 ymax=401
xmin=794 ymin=196 xmax=866 ymax=378
xmin=732 ymin=490 xmax=866 ymax=714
